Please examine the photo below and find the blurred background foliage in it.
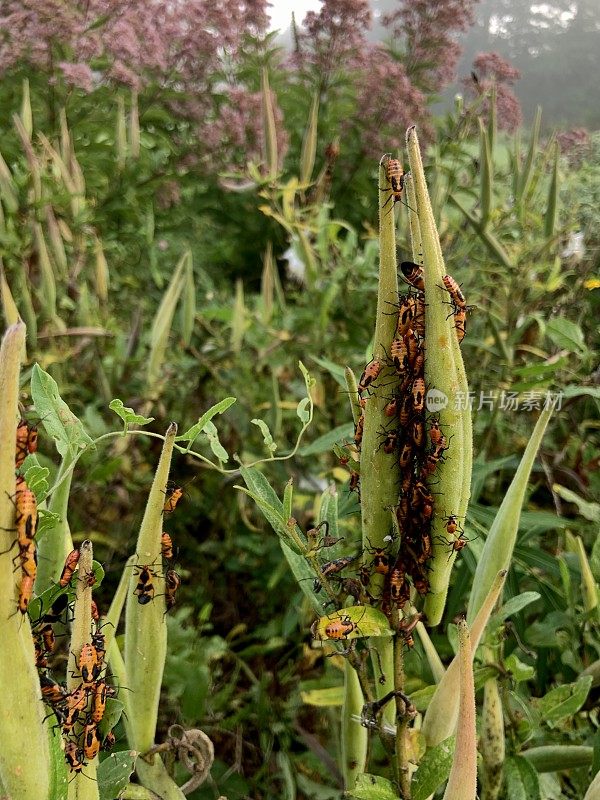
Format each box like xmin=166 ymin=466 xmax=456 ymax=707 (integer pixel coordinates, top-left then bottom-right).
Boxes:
xmin=0 ymin=0 xmax=599 ymax=797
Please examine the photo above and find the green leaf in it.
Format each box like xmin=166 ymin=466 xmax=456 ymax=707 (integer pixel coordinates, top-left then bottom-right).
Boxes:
xmin=109 ymin=399 xmax=154 ymax=429
xmin=309 ymin=355 xmax=348 ymax=387
xmin=350 ymin=773 xmax=397 ymax=800
xmin=552 ymin=484 xmax=600 ymax=522
xmin=546 ymin=318 xmax=587 ymax=355
xmin=411 ymin=736 xmax=455 ymax=800
xmin=536 ymin=677 xmax=593 ymax=726
xmin=283 ymin=479 xmax=293 ymax=521
xmin=313 ymin=606 xmax=393 ymax=640
xmin=504 ymin=756 xmax=541 ymax=800
xmin=251 ymin=418 xmax=278 ymax=454
xmin=35 ymin=508 xmax=61 ymax=541
xmin=22 ymin=460 xmax=49 ymax=503
xmin=31 ymin=364 xmax=94 ymax=459
xmin=299 ymin=423 xmax=355 ymax=456
xmin=494 ymin=592 xmax=541 ymax=621
xmin=562 ymin=385 xmax=600 ymax=400
xmin=203 ymin=420 xmax=229 ymax=462
xmin=176 ymin=398 xmax=236 ymax=445
xmin=97 ymin=750 xmax=137 ymax=800
xmin=98 ymin=698 xmax=125 ymax=739
xmin=301 ymin=686 xmax=344 ymax=707
xmin=281 ymin=541 xmax=326 ymax=613
xmin=505 ymin=653 xmax=536 ymax=682
xmin=296 ymin=397 xmax=311 ymax=423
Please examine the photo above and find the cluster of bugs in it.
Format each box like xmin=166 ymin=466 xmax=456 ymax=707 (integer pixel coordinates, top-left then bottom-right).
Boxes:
xmin=2 ymin=419 xmax=40 ymax=615
xmin=131 ymin=485 xmax=182 ymax=610
xmin=40 ymin=613 xmax=118 ymax=774
xmin=336 ymin=227 xmax=471 ymax=621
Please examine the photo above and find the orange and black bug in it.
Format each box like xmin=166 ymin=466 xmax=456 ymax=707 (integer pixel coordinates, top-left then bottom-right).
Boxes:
xmin=357 ymin=359 xmax=383 ymax=397
xmin=314 ymin=555 xmax=358 ymax=593
xmin=398 ymin=612 xmax=423 ymax=648
xmin=365 ymin=541 xmax=390 ymax=576
xmin=400 ymin=261 xmax=425 ymax=292
xmin=164 ymin=569 xmax=181 ymax=611
xmin=133 ymin=564 xmax=157 ymax=605
xmin=414 ymin=294 xmax=426 ymax=337
xmin=379 ymin=156 xmax=406 ymax=215
xmin=389 ymin=565 xmax=409 ymax=606
xmin=91 ymin=681 xmax=107 ymax=724
xmin=39 ymin=622 xmax=56 ymax=653
xmin=398 ymin=441 xmax=413 ymax=471
xmin=454 ymin=307 xmax=466 ymax=343
xmin=19 ymin=573 xmax=34 ymax=614
xmin=358 ymin=564 xmax=371 ymax=587
xmin=78 ymin=642 xmax=102 ymax=686
xmin=411 ymin=378 xmax=425 ymax=413
xmin=390 ymin=338 xmax=409 ymax=376
xmin=18 ymin=539 xmax=37 ymax=578
xmin=442 ymin=274 xmax=466 ymax=310
xmin=429 ymin=418 xmax=443 ymax=445
xmin=384 ymin=396 xmax=399 ymax=417
xmin=13 ymin=476 xmax=38 ymax=547
xmin=399 ymin=394 xmax=412 ymax=427
xmin=353 ymin=413 xmax=365 ymax=449
xmin=83 ymin=723 xmax=102 ymax=761
xmin=15 ymin=419 xmax=38 ymax=469
xmin=443 ymin=515 xmax=463 ymax=537
xmin=161 ymin=532 xmax=173 ymax=561
xmin=413 ymin=576 xmax=430 ymax=595
xmin=396 ymin=295 xmax=417 ymax=337
xmin=102 ymin=730 xmax=116 ymax=751
xmin=40 ymin=674 xmax=67 ymax=707
xmin=324 ymin=608 xmax=365 ymax=641
xmin=64 ymin=741 xmax=86 ymax=773
xmin=349 ymin=471 xmax=360 ymax=495
xmin=59 ymin=549 xmax=80 ymax=587
xmin=378 ymin=428 xmax=398 ymax=455
xmin=163 ymin=485 xmax=183 ymax=514
xmin=411 ymin=417 xmax=425 ymax=449
xmin=91 ymin=598 xmax=99 ymax=622
xmin=62 ymin=686 xmax=88 ymax=733
xmin=91 ymin=628 xmax=107 ymax=662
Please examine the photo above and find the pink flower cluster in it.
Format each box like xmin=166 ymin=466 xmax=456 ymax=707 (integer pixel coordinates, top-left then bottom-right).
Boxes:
xmin=556 ymin=128 xmax=591 ymax=167
xmin=382 ymin=0 xmax=477 ymax=92
xmin=0 ymin=0 xmax=269 ymax=91
xmin=465 ymin=52 xmax=523 ymax=132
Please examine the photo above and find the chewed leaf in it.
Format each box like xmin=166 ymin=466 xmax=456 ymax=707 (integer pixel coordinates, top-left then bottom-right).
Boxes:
xmin=296 ymin=397 xmax=311 ymax=423
xmin=31 ymin=364 xmax=94 ymax=459
xmin=312 ymin=606 xmax=393 ymax=641
xmin=96 ymin=750 xmax=136 ymax=800
xmin=22 ymin=460 xmax=49 ymax=502
xmin=351 ymin=773 xmax=397 ymax=800
xmin=36 ymin=509 xmax=61 ymax=541
xmin=109 ymin=399 xmax=154 ymax=429
xmin=251 ymin=418 xmax=277 ymax=454
xmin=176 ymin=397 xmax=236 ymax=445
xmin=203 ymin=420 xmax=229 ymax=462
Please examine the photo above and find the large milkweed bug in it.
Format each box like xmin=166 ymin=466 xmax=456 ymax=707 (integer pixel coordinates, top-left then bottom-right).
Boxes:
xmin=358 ymin=359 xmax=383 ymax=397
xmin=102 ymin=730 xmax=116 ymax=751
xmin=400 ymin=262 xmax=425 ymax=292
xmin=411 ymin=417 xmax=425 ymax=449
xmin=390 ymin=338 xmax=409 ymax=377
xmin=323 ymin=607 xmax=366 ymax=641
xmin=164 ymin=569 xmax=181 ymax=611
xmin=64 ymin=741 xmax=86 ymax=773
xmin=314 ymin=555 xmax=358 ymax=593
xmin=354 ymin=413 xmax=365 ymax=449
xmin=91 ymin=681 xmax=107 ymax=723
xmin=411 ymin=378 xmax=425 ymax=413
xmin=133 ymin=564 xmax=158 ymax=605
xmin=161 ymin=532 xmax=173 ymax=561
xmin=62 ymin=685 xmax=88 ymax=733
xmin=442 ymin=274 xmax=466 ymax=310
xmin=15 ymin=419 xmax=38 ymax=470
xmin=454 ymin=307 xmax=466 ymax=343
xmin=40 ymin=674 xmax=67 ymax=707
xmin=382 ymin=157 xmax=405 ymax=207
xmin=78 ymin=643 xmax=102 ymax=686
xmin=397 ymin=612 xmax=423 ymax=649
xmin=163 ymin=485 xmax=183 ymax=514
xmin=83 ymin=722 xmax=102 ymax=761
xmin=59 ymin=549 xmax=80 ymax=587
xmin=389 ymin=564 xmax=409 ymax=606
xmin=428 ymin=418 xmax=443 ymax=445
xmin=19 ymin=574 xmax=34 ymax=614
xmin=364 ymin=540 xmax=391 ymax=576
xmin=395 ymin=294 xmax=417 ymax=337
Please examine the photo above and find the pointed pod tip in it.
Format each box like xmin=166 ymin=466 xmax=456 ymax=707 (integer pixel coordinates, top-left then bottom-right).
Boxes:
xmin=166 ymin=421 xmax=178 ymax=436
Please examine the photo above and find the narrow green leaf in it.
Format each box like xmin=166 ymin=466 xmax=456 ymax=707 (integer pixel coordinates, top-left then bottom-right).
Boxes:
xmin=300 ymin=93 xmax=319 ymax=184
xmin=251 ymin=418 xmax=278 ymax=454
xmin=47 ymin=721 xmax=68 ymax=800
xmin=494 ymin=592 xmax=541 ymax=621
xmin=261 ymin=67 xmax=279 ymax=178
xmin=180 ymin=248 xmax=195 ymax=345
xmin=299 ymin=423 xmax=355 ymax=456
xmin=147 ymin=252 xmax=189 ymax=387
xmin=283 ymin=479 xmax=294 ymax=522
xmin=31 ymin=364 xmax=94 ymax=459
xmin=545 ymin=142 xmax=559 ymax=239
xmin=176 ymin=397 xmax=236 ymax=445
xmin=546 ymin=318 xmax=587 ymax=355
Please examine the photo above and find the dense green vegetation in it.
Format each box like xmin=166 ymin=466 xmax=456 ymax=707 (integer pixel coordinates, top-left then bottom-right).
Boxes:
xmin=0 ymin=5 xmax=599 ymax=798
